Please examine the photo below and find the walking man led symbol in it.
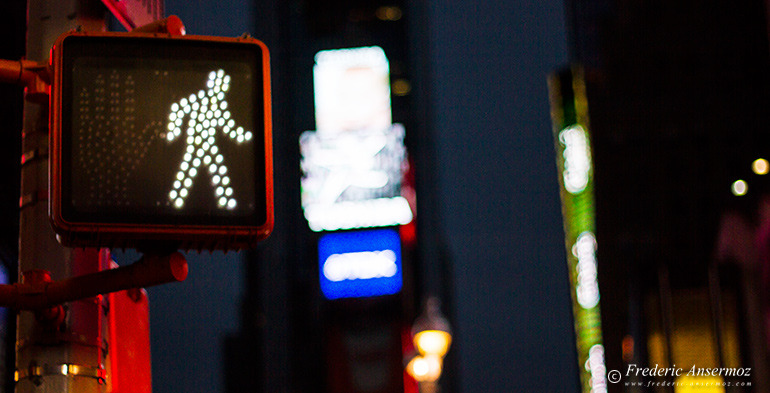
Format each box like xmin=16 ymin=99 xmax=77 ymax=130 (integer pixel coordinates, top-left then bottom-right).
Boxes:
xmin=165 ymin=69 xmax=253 ymax=210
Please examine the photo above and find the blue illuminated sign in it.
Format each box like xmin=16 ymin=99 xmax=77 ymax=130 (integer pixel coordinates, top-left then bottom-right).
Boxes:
xmin=319 ymin=229 xmax=402 ymax=300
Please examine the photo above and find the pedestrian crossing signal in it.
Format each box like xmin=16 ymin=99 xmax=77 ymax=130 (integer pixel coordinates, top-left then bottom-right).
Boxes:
xmin=49 ymin=31 xmax=273 ymax=250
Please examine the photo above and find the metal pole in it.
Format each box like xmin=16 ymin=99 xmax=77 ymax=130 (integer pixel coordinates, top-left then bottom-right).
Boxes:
xmin=17 ymin=1 xmax=107 ymax=392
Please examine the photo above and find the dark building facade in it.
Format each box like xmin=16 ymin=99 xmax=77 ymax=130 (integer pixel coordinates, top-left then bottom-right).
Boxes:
xmin=562 ymin=0 xmax=770 ymax=391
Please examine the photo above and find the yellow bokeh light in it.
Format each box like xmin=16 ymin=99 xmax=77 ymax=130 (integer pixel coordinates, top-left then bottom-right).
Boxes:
xmin=752 ymin=158 xmax=769 ymax=175
xmin=392 ymin=79 xmax=412 ymax=96
xmin=414 ymin=330 xmax=452 ymax=358
xmin=376 ymin=6 xmax=403 ymax=21
xmin=405 ymin=355 xmax=442 ymax=382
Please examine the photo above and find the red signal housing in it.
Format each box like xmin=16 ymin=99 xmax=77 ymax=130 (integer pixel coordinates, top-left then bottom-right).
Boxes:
xmin=50 ymin=31 xmax=273 ymax=250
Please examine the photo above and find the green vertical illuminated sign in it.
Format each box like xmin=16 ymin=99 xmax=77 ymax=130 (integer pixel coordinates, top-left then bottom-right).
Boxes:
xmin=548 ymin=67 xmax=607 ymax=393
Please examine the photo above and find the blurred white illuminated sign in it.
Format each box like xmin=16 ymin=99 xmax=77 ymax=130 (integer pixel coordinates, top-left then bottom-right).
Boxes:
xmin=559 ymin=124 xmax=592 ymax=194
xmin=323 ymin=250 xmax=398 ymax=282
xmin=573 ymin=231 xmax=600 ymax=309
xmin=301 ymin=46 xmax=412 ymax=232
xmin=313 ymin=46 xmax=392 ymax=135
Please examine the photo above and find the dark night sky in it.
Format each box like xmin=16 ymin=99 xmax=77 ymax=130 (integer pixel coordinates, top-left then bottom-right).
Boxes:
xmin=116 ymin=0 xmax=579 ymax=392
xmin=428 ymin=1 xmax=578 ymax=391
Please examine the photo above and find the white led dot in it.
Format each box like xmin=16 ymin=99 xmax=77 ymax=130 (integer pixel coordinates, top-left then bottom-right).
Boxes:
xmin=181 ymin=162 xmax=189 ymax=171
xmin=217 ymin=92 xmax=224 ymax=100
xmin=189 ymin=168 xmax=198 ymax=177
xmin=224 ymin=111 xmax=231 ymax=119
xmin=174 ymin=199 xmax=183 ymax=208
xmin=169 ymin=190 xmax=178 ymax=199
xmin=187 ymin=136 xmax=194 ymax=144
xmin=211 ymin=146 xmax=218 ymax=154
xmin=214 ymin=85 xmax=221 ymax=94
xmin=193 ymin=157 xmax=201 ymax=167
xmin=195 ymin=136 xmax=202 ymax=145
xmin=207 ymin=79 xmax=214 ymax=88
xmin=209 ymin=164 xmax=217 ymax=173
xmin=212 ymin=175 xmax=221 ymax=184
xmin=184 ymin=178 xmax=192 ymax=188
xmin=220 ymin=101 xmax=228 ymax=110
xmin=192 ymin=102 xmax=199 ymax=111
xmin=222 ymin=176 xmax=230 ymax=185
xmin=225 ymin=187 xmax=233 ymax=196
xmin=166 ymin=133 xmax=174 ymax=141
xmin=187 ymin=128 xmax=194 ymax=136
xmin=237 ymin=135 xmax=244 ymax=143
xmin=203 ymin=120 xmax=210 ymax=128
xmin=209 ymin=71 xmax=217 ymax=80
xmin=216 ymin=187 xmax=224 ymax=196
xmin=215 ymin=77 xmax=222 ymax=86
xmin=216 ymin=154 xmax=223 ymax=163
xmin=198 ymin=90 xmax=205 ymax=98
xmin=180 ymin=98 xmax=188 ymax=106
xmin=183 ymin=105 xmax=190 ymax=113
xmin=222 ymin=83 xmax=229 ymax=92
xmin=245 ymin=132 xmax=253 ymax=141
xmin=169 ymin=112 xmax=177 ymax=121
xmin=167 ymin=122 xmax=175 ymax=131
xmin=202 ymin=97 xmax=208 ymax=105
xmin=174 ymin=180 xmax=181 ymax=189
xmin=204 ymin=155 xmax=212 ymax=164
xmin=176 ymin=172 xmax=184 ymax=181
xmin=224 ymin=125 xmax=231 ymax=133
xmin=186 ymin=145 xmax=195 ymax=153
xmin=224 ymin=75 xmax=230 ymax=84
xmin=219 ymin=166 xmax=227 ymax=175
xmin=236 ymin=126 xmax=244 ymax=135
xmin=180 ymin=188 xmax=188 ymax=197
xmin=217 ymin=69 xmax=224 ymax=77
xmin=171 ymin=103 xmax=179 ymax=112
xmin=218 ymin=197 xmax=227 ymax=206
xmin=174 ymin=118 xmax=182 ymax=126
xmin=208 ymin=136 xmax=215 ymax=145
xmin=202 ymin=142 xmax=210 ymax=150
xmin=184 ymin=153 xmax=192 ymax=161
xmin=189 ymin=94 xmax=196 ymax=102
xmin=227 ymin=199 xmax=236 ymax=209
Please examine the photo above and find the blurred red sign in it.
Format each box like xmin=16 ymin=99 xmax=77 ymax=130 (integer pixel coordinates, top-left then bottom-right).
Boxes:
xmin=101 ymin=0 xmax=163 ymax=30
